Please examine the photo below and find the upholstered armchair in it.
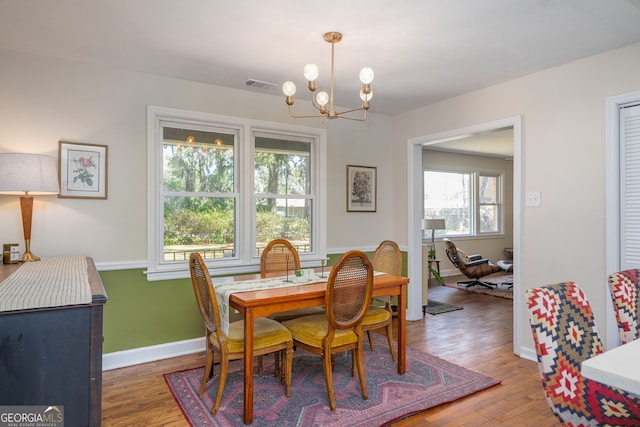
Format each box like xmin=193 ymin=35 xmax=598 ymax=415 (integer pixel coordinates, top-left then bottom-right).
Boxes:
xmin=527 ymin=282 xmax=640 ymax=425
xmin=442 ymin=238 xmax=503 ymax=289
xmin=608 ymin=268 xmax=640 ymax=344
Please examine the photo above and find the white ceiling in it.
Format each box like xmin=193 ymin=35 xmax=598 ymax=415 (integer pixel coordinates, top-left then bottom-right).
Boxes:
xmin=3 ymin=0 xmax=640 ymax=120
xmin=425 ymin=128 xmax=515 ymax=159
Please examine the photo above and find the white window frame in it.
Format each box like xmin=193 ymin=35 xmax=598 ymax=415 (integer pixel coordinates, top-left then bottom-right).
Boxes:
xmin=478 ymin=171 xmax=503 ymax=235
xmin=423 ymin=167 xmax=504 ymax=238
xmin=145 ymin=106 xmax=327 ymax=281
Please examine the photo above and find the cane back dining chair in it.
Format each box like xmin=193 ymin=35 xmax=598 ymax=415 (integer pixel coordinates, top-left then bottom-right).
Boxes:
xmin=260 ymin=238 xmax=301 ymax=277
xmin=443 ymin=238 xmax=503 ymax=289
xmin=261 ymin=238 xmax=325 ymax=322
xmin=282 ymin=250 xmax=373 ymax=411
xmin=189 ymin=252 xmax=294 ymax=415
xmin=360 ymin=240 xmax=400 ymax=361
xmin=608 ymin=268 xmax=640 ymax=344
xmin=526 ymin=281 xmax=640 ymax=426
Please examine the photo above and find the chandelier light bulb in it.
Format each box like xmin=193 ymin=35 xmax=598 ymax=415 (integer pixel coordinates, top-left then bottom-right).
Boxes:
xmin=316 ymin=91 xmax=329 ymax=106
xmin=360 ymin=89 xmax=373 ymax=102
xmin=282 ymin=81 xmax=297 ymax=96
xmin=359 ymin=67 xmax=374 ymax=84
xmin=304 ymin=64 xmax=319 ymax=81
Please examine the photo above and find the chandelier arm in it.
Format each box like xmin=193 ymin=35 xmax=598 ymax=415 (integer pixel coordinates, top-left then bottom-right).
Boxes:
xmin=308 ymin=94 xmax=323 ymax=112
xmin=334 ymin=107 xmax=368 ymax=121
xmin=287 ymin=105 xmax=330 ymax=119
xmin=333 ymin=114 xmax=367 ymax=122
xmin=333 ymin=106 xmax=366 ymax=116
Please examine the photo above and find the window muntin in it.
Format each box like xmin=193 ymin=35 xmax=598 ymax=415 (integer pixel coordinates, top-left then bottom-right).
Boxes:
xmin=424 ymin=169 xmax=503 ymax=238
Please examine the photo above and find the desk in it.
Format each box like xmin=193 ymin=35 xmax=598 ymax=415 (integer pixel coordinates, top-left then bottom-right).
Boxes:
xmin=581 ymin=339 xmax=640 ymax=395
xmin=228 ymin=272 xmax=409 ymax=424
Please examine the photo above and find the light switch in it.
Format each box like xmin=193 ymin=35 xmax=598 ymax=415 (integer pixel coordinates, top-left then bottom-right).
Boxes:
xmin=526 ymin=191 xmax=541 ymax=207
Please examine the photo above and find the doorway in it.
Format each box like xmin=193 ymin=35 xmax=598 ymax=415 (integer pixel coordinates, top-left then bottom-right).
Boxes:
xmin=406 ymin=116 xmax=523 ymax=354
xmin=605 ymin=89 xmax=640 ymax=349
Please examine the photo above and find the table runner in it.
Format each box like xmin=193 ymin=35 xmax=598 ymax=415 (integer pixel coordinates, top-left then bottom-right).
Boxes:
xmin=215 ymin=270 xmax=387 ymax=335
xmin=0 ymin=256 xmax=91 ymax=312
xmin=215 ymin=272 xmax=326 ymax=335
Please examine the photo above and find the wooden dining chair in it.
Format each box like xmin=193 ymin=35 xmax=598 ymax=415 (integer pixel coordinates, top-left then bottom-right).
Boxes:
xmin=260 ymin=239 xmax=301 ymax=277
xmin=526 ymin=281 xmax=640 ymax=425
xmin=189 ymin=252 xmax=294 ymax=415
xmin=360 ymin=240 xmax=400 ymax=360
xmin=282 ymin=250 xmax=373 ymax=411
xmin=261 ymin=239 xmax=325 ymax=322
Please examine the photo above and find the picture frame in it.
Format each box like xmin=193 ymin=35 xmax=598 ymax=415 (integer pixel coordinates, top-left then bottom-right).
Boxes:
xmin=58 ymin=141 xmax=108 ymax=199
xmin=346 ymin=165 xmax=376 ymax=212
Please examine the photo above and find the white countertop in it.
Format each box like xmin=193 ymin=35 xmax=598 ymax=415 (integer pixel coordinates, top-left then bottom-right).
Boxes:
xmin=581 ymin=339 xmax=640 ymax=395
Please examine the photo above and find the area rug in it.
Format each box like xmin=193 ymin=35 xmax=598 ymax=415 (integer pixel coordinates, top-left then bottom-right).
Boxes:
xmin=164 ymin=335 xmax=499 ymax=427
xmin=423 ymin=299 xmax=463 ymax=315
xmin=443 ymin=273 xmax=513 ymax=300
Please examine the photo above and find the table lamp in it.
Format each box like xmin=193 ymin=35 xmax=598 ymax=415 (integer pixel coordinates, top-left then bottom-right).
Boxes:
xmin=422 ymin=218 xmax=446 ymax=259
xmin=0 ymin=153 xmax=60 ymax=261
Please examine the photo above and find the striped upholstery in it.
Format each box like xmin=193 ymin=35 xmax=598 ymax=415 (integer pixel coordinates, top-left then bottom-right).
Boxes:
xmin=526 ymin=282 xmax=640 ymax=426
xmin=608 ymin=269 xmax=640 ymax=344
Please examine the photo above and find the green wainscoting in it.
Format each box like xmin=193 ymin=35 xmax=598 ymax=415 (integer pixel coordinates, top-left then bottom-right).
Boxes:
xmin=99 ymin=269 xmax=204 ymax=353
xmin=99 ymin=250 xmax=407 ymax=354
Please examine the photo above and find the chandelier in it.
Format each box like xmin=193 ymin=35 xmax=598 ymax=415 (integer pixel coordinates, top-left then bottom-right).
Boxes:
xmin=282 ymin=32 xmax=374 ymax=122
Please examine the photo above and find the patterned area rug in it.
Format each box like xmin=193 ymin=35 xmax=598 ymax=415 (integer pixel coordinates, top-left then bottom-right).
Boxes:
xmin=164 ymin=335 xmax=499 ymax=427
xmin=443 ymin=273 xmax=513 ymax=300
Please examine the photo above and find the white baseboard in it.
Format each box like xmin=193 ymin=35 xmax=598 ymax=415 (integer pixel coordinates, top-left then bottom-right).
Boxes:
xmin=102 ymin=337 xmax=539 ymax=372
xmin=519 ymin=345 xmax=537 ymax=363
xmin=102 ymin=337 xmax=206 ymax=371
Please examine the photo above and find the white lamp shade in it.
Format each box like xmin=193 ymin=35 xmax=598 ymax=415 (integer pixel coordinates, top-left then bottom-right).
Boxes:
xmin=422 ymin=218 xmax=446 ymax=231
xmin=0 ymin=153 xmax=60 ymax=195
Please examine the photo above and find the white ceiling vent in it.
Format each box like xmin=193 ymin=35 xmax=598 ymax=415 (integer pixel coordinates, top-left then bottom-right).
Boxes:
xmin=245 ymin=79 xmax=278 ymax=90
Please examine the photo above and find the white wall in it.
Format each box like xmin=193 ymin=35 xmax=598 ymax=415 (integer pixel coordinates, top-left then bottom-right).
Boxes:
xmin=0 ymin=50 xmax=393 ymax=265
xmin=393 ymin=41 xmax=640 ymax=353
xmin=5 ymin=40 xmax=640 ymax=356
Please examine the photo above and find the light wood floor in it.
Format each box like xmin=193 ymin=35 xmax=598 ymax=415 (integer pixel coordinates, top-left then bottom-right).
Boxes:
xmin=102 ymin=280 xmax=559 ymax=426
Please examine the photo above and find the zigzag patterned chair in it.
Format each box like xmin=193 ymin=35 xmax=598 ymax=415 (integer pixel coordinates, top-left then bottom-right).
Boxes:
xmin=608 ymin=269 xmax=640 ymax=344
xmin=526 ymin=281 xmax=640 ymax=426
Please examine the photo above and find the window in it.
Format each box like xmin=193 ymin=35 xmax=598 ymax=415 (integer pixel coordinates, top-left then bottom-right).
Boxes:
xmin=254 ymin=132 xmax=313 ymax=255
xmin=423 ymin=169 xmax=503 ymax=238
xmin=146 ymin=107 xmax=326 ymax=280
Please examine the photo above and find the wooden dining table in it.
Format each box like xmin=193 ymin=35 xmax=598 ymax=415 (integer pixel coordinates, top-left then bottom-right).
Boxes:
xmin=226 ymin=270 xmax=409 ymax=424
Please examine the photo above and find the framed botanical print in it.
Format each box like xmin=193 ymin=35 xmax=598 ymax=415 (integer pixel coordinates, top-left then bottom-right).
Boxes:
xmin=346 ymin=164 xmax=376 ymax=212
xmin=58 ymin=141 xmax=108 ymax=199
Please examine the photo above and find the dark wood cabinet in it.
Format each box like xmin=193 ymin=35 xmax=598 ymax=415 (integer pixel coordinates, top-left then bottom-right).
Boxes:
xmin=0 ymin=257 xmax=107 ymax=427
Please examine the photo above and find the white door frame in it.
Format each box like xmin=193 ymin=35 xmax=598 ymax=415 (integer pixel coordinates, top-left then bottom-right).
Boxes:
xmin=605 ymin=89 xmax=640 ymax=349
xmin=407 ymin=115 xmax=523 ymax=354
